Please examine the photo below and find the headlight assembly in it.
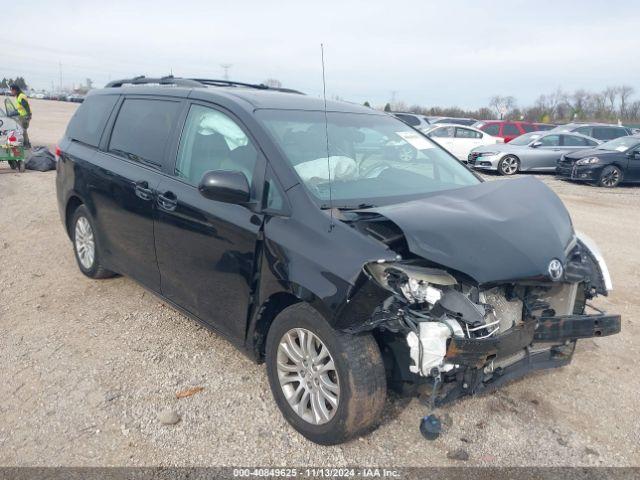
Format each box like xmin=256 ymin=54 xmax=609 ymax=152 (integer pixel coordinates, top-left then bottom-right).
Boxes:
xmin=366 ymin=262 xmax=456 ymax=304
xmin=576 ymin=157 xmax=600 ymax=165
xmin=478 ymin=152 xmax=498 ymax=157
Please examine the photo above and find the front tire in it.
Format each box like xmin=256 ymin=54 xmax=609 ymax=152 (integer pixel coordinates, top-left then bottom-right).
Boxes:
xmin=598 ymin=165 xmax=622 ymax=188
xmin=265 ymin=303 xmax=387 ymax=445
xmin=498 ymin=155 xmax=519 ymax=175
xmin=71 ymin=205 xmax=115 ymax=279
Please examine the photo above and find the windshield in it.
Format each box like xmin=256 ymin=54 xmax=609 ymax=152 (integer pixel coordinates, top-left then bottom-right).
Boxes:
xmin=509 ymin=132 xmax=542 ymax=146
xmin=597 ymin=136 xmax=639 ymax=152
xmin=256 ymin=110 xmax=479 ymax=207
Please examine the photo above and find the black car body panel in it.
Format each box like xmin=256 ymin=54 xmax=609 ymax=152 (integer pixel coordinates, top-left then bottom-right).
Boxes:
xmin=364 ymin=177 xmax=573 ymax=284
xmin=55 ymin=80 xmax=621 ymax=422
xmin=557 ymin=144 xmax=640 ymax=184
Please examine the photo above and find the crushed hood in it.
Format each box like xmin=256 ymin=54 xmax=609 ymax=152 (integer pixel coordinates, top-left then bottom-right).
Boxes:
xmin=364 ymin=177 xmax=574 ymax=284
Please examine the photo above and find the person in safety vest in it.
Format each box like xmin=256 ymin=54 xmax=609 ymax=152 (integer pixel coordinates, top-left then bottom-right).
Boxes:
xmin=8 ymin=84 xmax=32 ymax=148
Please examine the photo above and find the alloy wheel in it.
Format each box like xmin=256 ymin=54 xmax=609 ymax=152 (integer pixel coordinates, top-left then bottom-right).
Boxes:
xmin=601 ymin=168 xmax=620 ymax=187
xmin=276 ymin=328 xmax=340 ymax=425
xmin=74 ymin=216 xmax=95 ymax=269
xmin=500 ymin=156 xmax=518 ymax=175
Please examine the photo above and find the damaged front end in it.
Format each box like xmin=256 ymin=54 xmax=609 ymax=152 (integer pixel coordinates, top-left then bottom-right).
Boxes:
xmin=345 ymin=233 xmax=621 ymax=407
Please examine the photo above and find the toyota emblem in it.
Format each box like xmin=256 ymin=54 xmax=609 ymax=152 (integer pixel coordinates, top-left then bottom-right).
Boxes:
xmin=548 ymin=259 xmax=564 ymax=281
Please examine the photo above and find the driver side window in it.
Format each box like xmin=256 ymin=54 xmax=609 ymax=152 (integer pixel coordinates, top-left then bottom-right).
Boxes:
xmin=175 ymin=104 xmax=257 ymax=186
xmin=538 ymin=135 xmax=560 ymax=147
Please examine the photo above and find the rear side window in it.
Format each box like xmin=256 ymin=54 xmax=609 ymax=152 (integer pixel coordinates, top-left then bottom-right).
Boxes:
xmin=430 ymin=126 xmax=454 ymax=138
xmin=573 ymin=126 xmax=592 ymax=136
xmin=66 ymin=95 xmax=118 ymax=147
xmin=538 ymin=134 xmax=561 ymax=146
xmin=503 ymin=124 xmax=520 ymax=136
xmin=455 ymin=127 xmax=481 ymax=139
xmin=593 ymin=127 xmax=625 ymax=140
xmin=562 ymin=135 xmax=588 ymax=146
xmin=482 ymin=124 xmax=500 ymax=136
xmin=108 ymin=98 xmax=181 ymax=166
xmin=394 ymin=114 xmax=421 ymax=127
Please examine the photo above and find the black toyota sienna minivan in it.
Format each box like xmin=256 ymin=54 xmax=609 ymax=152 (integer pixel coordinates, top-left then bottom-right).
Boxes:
xmin=56 ymin=76 xmax=620 ymax=445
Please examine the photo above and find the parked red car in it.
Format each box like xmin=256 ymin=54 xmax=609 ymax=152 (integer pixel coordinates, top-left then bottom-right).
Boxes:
xmin=473 ymin=121 xmax=540 ymax=142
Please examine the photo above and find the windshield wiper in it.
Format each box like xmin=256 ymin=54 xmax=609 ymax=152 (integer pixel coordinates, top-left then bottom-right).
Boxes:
xmin=321 ymin=203 xmax=377 ymax=210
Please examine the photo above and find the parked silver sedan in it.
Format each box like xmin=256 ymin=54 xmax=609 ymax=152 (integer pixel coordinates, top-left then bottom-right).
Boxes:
xmin=468 ymin=131 xmax=600 ymax=175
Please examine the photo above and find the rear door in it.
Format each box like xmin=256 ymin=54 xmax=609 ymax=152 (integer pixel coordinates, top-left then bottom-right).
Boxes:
xmin=560 ymin=134 xmax=598 ymax=155
xmin=428 ymin=126 xmax=455 ymax=153
xmin=89 ymin=96 xmax=184 ymax=291
xmin=453 ymin=127 xmax=483 ymax=160
xmin=154 ymin=102 xmax=264 ymax=340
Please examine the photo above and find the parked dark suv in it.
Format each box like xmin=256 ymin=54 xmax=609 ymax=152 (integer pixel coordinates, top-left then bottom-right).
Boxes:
xmin=56 ymin=76 xmax=621 ymax=445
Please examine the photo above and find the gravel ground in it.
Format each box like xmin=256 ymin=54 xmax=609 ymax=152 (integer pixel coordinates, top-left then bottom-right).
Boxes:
xmin=0 ymin=100 xmax=639 ymax=467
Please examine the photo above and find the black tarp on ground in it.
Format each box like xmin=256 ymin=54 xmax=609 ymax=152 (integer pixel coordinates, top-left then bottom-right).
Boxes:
xmin=25 ymin=146 xmax=56 ymax=172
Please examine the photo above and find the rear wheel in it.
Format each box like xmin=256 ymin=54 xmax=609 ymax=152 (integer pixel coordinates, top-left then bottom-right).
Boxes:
xmin=498 ymin=155 xmax=519 ymax=175
xmin=598 ymin=165 xmax=622 ymax=188
xmin=265 ymin=303 xmax=387 ymax=445
xmin=7 ymin=160 xmax=17 ymax=170
xmin=71 ymin=205 xmax=116 ymax=279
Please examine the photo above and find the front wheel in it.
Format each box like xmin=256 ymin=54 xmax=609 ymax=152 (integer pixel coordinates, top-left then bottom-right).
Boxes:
xmin=498 ymin=155 xmax=519 ymax=175
xmin=598 ymin=165 xmax=622 ymax=188
xmin=265 ymin=303 xmax=387 ymax=445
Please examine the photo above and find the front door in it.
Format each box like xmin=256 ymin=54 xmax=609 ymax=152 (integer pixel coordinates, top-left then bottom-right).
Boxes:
xmin=154 ymin=103 xmax=263 ymax=340
xmin=527 ymin=134 xmax=563 ymax=170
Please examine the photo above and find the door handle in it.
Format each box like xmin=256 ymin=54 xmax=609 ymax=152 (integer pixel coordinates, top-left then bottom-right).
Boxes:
xmin=157 ymin=191 xmax=178 ymax=211
xmin=134 ymin=180 xmax=154 ymax=201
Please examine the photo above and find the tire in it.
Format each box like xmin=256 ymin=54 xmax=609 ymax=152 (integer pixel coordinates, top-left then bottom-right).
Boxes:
xmin=265 ymin=303 xmax=387 ymax=445
xmin=7 ymin=160 xmax=17 ymax=170
xmin=70 ymin=205 xmax=116 ymax=279
xmin=598 ymin=165 xmax=622 ymax=188
xmin=498 ymin=155 xmax=519 ymax=175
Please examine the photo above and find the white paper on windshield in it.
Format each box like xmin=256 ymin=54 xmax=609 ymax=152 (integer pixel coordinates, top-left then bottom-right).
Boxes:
xmin=396 ymin=131 xmax=433 ymax=150
xmin=616 ymin=146 xmax=627 ymax=152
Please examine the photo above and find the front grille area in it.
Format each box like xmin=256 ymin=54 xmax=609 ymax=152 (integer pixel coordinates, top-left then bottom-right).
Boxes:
xmin=468 ymin=152 xmax=480 ymax=165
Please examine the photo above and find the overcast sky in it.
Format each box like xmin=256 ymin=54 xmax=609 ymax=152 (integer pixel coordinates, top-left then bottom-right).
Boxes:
xmin=3 ymin=0 xmax=639 ymax=109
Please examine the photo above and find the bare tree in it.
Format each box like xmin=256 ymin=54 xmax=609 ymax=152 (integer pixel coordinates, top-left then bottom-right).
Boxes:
xmin=263 ymin=78 xmax=282 ymax=89
xmin=489 ymin=95 xmax=516 ymax=119
xmin=619 ymin=85 xmax=635 ymax=119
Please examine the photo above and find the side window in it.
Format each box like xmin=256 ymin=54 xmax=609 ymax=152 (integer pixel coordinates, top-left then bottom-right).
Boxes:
xmin=109 ymin=98 xmax=180 ymax=166
xmin=538 ymin=134 xmax=561 ymax=147
xmin=503 ymin=124 xmax=520 ymax=136
xmin=175 ymin=104 xmax=257 ymax=186
xmin=394 ymin=114 xmax=421 ymax=127
xmin=263 ymin=174 xmax=287 ymax=213
xmin=593 ymin=127 xmax=624 ymax=140
xmin=562 ymin=135 xmax=587 ymax=146
xmin=522 ymin=124 xmax=536 ymax=133
xmin=455 ymin=127 xmax=481 ymax=139
xmin=483 ymin=124 xmax=500 ymax=136
xmin=573 ymin=126 xmax=592 ymax=136
xmin=66 ymin=95 xmax=118 ymax=147
xmin=430 ymin=126 xmax=454 ymax=138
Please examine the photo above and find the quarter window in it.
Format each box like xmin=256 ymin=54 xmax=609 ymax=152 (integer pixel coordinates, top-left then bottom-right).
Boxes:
xmin=109 ymin=99 xmax=180 ymax=166
xmin=66 ymin=94 xmax=118 ymax=147
xmin=175 ymin=104 xmax=257 ymax=186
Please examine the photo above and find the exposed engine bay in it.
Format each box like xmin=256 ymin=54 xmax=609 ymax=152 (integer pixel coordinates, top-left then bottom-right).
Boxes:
xmin=338 ymin=205 xmax=621 ymax=409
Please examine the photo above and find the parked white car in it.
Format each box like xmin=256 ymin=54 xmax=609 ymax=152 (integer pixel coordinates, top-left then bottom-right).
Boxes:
xmin=425 ymin=123 xmax=503 ymax=161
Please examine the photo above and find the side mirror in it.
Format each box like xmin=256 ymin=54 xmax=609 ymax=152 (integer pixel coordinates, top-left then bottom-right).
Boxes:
xmin=531 ymin=141 xmax=542 ymax=148
xmin=198 ymin=170 xmax=250 ymax=205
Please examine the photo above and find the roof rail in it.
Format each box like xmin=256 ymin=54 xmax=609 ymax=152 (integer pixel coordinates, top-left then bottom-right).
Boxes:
xmin=105 ymin=75 xmax=203 ymax=88
xmin=188 ymin=78 xmax=304 ymax=94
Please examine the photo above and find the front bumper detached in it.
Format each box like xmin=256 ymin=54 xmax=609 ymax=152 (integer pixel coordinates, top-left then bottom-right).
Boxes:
xmin=435 ymin=312 xmax=621 ymax=406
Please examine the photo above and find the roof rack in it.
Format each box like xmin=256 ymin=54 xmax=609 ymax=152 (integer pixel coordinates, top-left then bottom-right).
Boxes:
xmin=105 ymin=75 xmax=304 ymax=94
xmin=105 ymin=75 xmax=202 ymax=88
xmin=188 ymin=78 xmax=304 ymax=94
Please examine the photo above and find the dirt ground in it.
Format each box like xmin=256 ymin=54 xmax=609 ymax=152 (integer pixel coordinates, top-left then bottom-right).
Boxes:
xmin=0 ymin=99 xmax=639 ymax=467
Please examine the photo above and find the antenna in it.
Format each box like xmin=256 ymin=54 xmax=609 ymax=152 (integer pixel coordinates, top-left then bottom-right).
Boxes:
xmin=321 ymin=43 xmax=334 ymax=232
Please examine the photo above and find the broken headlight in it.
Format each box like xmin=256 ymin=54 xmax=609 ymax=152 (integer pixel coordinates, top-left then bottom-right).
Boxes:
xmin=366 ymin=262 xmax=457 ymax=304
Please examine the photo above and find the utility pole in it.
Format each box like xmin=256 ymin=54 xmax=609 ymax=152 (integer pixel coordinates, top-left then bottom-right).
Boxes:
xmin=390 ymin=90 xmax=397 ymax=105
xmin=59 ymin=61 xmax=63 ymax=92
xmin=220 ymin=63 xmax=233 ymax=81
